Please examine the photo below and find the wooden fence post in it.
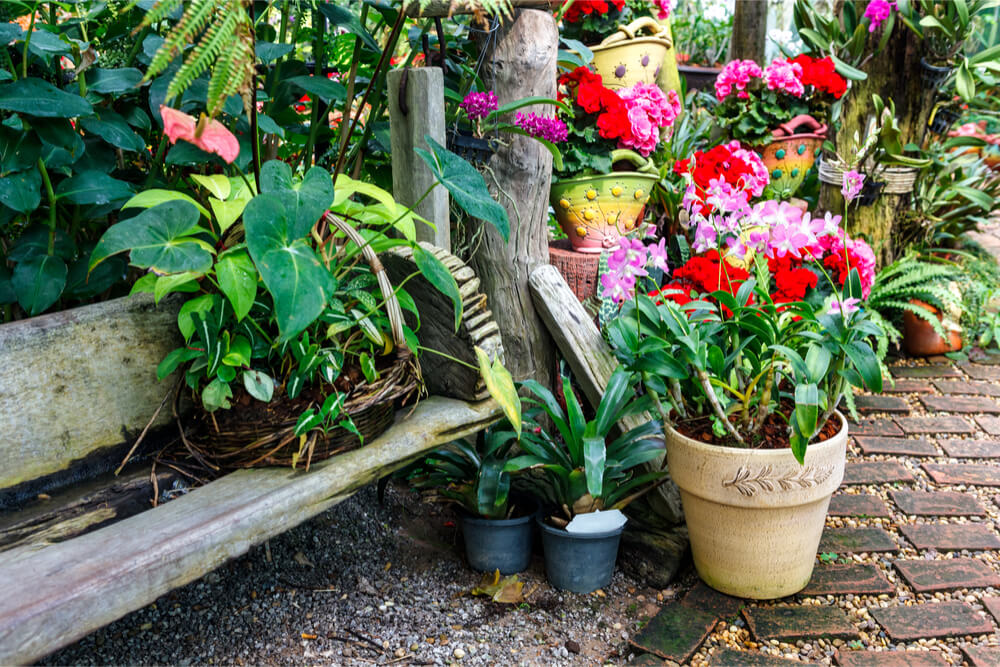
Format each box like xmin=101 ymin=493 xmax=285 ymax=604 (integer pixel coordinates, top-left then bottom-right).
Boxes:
xmin=473 ymin=8 xmax=558 ymax=386
xmin=729 ymin=0 xmax=768 ymax=63
xmin=387 ymin=66 xmax=451 ymax=250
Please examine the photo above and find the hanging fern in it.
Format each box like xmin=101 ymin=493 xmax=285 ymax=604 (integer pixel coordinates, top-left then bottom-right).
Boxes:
xmin=140 ymin=0 xmax=256 ymax=118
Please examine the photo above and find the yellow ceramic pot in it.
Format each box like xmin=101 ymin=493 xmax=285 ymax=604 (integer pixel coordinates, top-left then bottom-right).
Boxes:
xmin=590 ymin=17 xmax=673 ymax=90
xmin=550 ymin=150 xmax=659 ymax=253
xmin=665 ymin=413 xmax=848 ymax=599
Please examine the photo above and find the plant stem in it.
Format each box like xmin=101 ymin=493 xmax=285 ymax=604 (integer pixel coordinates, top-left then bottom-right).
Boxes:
xmin=337 ymin=5 xmax=367 ymax=159
xmin=669 ymin=378 xmax=686 ymax=418
xmin=697 ymin=369 xmax=744 ymax=444
xmin=754 ymin=365 xmax=775 ymax=434
xmin=22 ymin=5 xmax=38 ymax=79
xmin=247 ymin=1 xmax=261 ymax=190
xmin=36 ymin=158 xmax=57 ymax=254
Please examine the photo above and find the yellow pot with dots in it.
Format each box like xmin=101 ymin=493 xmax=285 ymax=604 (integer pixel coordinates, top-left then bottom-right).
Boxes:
xmin=550 ymin=150 xmax=660 ymax=253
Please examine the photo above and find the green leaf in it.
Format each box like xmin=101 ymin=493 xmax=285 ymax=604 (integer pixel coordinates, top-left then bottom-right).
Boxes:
xmin=830 ymin=55 xmax=868 ymax=81
xmin=286 ymin=75 xmax=348 ymax=104
xmin=255 ymin=112 xmax=285 ymax=138
xmin=414 ymin=245 xmax=461 ymax=330
xmin=209 ymin=198 xmax=246 ymax=233
xmin=844 ymin=340 xmax=883 ymax=392
xmin=216 ymin=249 xmax=257 ymax=321
xmin=475 ymin=346 xmax=521 ymax=436
xmin=177 ymin=294 xmax=214 ymax=341
xmin=0 ymin=24 xmax=23 ymax=46
xmin=243 ymin=193 xmax=335 ymax=341
xmin=583 ymin=435 xmax=606 ymax=499
xmin=55 ymin=171 xmax=134 ymax=205
xmin=191 ymin=174 xmax=231 ymax=200
xmin=243 ymin=370 xmax=275 ymax=402
xmin=255 ymin=41 xmax=294 ymax=63
xmin=317 ymin=3 xmax=379 ymax=52
xmin=794 ymin=383 xmax=819 ymax=440
xmin=157 ymin=347 xmax=201 ymax=381
xmin=122 ymin=189 xmax=210 ymax=219
xmin=90 ymin=200 xmax=213 ymax=274
xmin=202 ymin=377 xmax=232 ymax=412
xmin=87 ymin=67 xmax=143 ymax=95
xmin=79 ymin=112 xmax=147 ymax=153
xmin=26 ymin=29 xmax=70 ymax=58
xmin=415 ymin=137 xmax=510 ymax=242
xmin=259 ymin=160 xmax=334 ymax=236
xmin=13 ymin=254 xmax=67 ymax=315
xmin=0 ymin=78 xmax=93 ymax=117
xmin=955 ymin=60 xmax=975 ymax=102
xmin=153 ymin=272 xmax=198 ymax=303
xmin=0 ymin=168 xmax=41 ymax=213
xmin=30 ymin=116 xmax=84 ymax=155
xmin=359 ymin=351 xmax=377 ymax=383
xmin=222 ymin=335 xmax=251 ymax=367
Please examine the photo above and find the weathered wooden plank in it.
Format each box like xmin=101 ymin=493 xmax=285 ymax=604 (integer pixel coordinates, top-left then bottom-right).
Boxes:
xmin=0 ymin=295 xmax=182 ymax=494
xmin=403 ymin=0 xmax=553 ymax=17
xmin=387 ymin=67 xmax=450 ymax=249
xmin=0 ymin=467 xmax=176 ymax=553
xmin=0 ymin=397 xmax=500 ymax=665
xmin=383 ymin=243 xmax=503 ymax=401
xmin=528 ymin=264 xmax=683 ymax=524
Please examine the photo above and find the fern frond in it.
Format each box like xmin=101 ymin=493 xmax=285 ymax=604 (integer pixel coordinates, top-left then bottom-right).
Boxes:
xmin=139 ymin=0 xmax=183 ymax=26
xmin=166 ymin=10 xmax=239 ymax=101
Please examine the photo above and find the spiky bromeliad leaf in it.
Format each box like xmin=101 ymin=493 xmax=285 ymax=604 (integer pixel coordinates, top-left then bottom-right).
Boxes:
xmin=141 ymin=0 xmax=255 ymax=118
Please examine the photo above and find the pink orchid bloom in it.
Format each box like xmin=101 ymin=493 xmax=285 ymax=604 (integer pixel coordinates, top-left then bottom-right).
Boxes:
xmin=160 ymin=105 xmax=240 ymax=164
xmin=827 ymin=297 xmax=862 ymax=316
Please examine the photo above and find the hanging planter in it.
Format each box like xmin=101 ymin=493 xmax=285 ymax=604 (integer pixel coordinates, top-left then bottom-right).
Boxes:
xmin=818 ymin=158 xmax=918 ymax=205
xmin=920 ymin=58 xmax=953 ymax=90
xmin=589 ymin=17 xmax=673 ymax=90
xmin=753 ymin=114 xmax=827 ymax=199
xmin=550 ymin=150 xmax=659 ymax=253
xmin=446 ymin=129 xmax=498 ymax=168
xmin=930 ymin=106 xmax=961 ymax=135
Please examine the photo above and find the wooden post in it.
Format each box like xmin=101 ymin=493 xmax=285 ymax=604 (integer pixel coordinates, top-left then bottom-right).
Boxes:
xmin=387 ymin=67 xmax=451 ymax=249
xmin=729 ymin=0 xmax=768 ymax=63
xmin=472 ymin=9 xmax=558 ymax=386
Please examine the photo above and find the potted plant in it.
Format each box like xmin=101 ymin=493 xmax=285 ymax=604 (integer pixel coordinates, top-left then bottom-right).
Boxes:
xmin=507 ymin=368 xmax=667 ymax=593
xmin=897 ymin=0 xmax=998 ymax=88
xmin=711 ymin=55 xmax=848 ymax=199
xmin=671 ymin=0 xmax=733 ymax=91
xmin=557 ymin=1 xmax=675 ymax=90
xmin=409 ymin=426 xmax=537 ymax=574
xmin=551 ymin=66 xmax=681 ymax=252
xmin=602 ymin=164 xmax=882 ymax=597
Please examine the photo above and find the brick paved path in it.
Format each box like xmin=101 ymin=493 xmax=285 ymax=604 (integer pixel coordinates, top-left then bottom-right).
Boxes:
xmin=631 ymin=358 xmax=1000 ymax=666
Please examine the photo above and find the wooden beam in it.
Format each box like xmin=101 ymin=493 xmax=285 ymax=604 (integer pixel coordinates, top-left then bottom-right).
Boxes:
xmin=403 ymin=1 xmax=553 ymax=18
xmin=528 ymin=265 xmax=683 ymax=524
xmin=729 ymin=0 xmax=768 ymax=63
xmin=0 ymin=397 xmax=500 ymax=665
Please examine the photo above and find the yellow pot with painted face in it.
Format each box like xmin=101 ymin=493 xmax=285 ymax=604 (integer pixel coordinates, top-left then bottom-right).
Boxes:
xmin=550 ymin=150 xmax=659 ymax=253
xmin=590 ymin=17 xmax=673 ymax=90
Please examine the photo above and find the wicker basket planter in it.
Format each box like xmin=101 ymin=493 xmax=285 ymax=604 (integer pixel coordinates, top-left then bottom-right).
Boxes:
xmin=818 ymin=158 xmax=919 ymax=202
xmin=180 ymin=213 xmax=420 ymax=471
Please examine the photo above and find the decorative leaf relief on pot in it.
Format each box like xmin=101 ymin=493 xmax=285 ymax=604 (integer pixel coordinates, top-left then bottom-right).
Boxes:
xmin=722 ymin=464 xmax=834 ymax=497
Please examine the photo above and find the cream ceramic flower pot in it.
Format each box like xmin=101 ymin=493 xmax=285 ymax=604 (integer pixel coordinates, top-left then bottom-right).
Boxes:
xmin=665 ymin=413 xmax=847 ymax=599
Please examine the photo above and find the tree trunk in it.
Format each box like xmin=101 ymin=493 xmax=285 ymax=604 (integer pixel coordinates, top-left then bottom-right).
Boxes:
xmin=473 ymin=9 xmax=558 ymax=386
xmin=729 ymin=0 xmax=768 ymax=63
xmin=819 ymin=9 xmax=934 ymax=264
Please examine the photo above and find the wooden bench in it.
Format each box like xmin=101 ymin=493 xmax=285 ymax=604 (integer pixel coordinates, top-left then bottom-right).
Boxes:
xmin=0 ymin=245 xmax=502 ymax=665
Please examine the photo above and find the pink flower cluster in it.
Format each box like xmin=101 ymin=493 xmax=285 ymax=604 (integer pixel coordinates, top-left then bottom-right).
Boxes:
xmin=763 ymin=59 xmax=805 ymax=97
xmin=864 ymin=0 xmax=896 ymax=32
xmin=460 ymin=91 xmax=498 ymax=121
xmin=600 ymin=237 xmax=670 ymax=303
xmin=616 ymin=83 xmax=682 ymax=156
xmin=714 ymin=59 xmax=763 ymax=100
xmin=514 ymin=112 xmax=568 ymax=142
xmin=653 ymin=0 xmax=673 ymax=19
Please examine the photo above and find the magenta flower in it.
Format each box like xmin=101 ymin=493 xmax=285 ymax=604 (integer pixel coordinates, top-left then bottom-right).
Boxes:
xmin=514 ymin=112 xmax=568 ymax=143
xmin=654 ymin=0 xmax=673 ymax=19
xmin=648 ymin=237 xmax=669 ymax=273
xmin=827 ymin=297 xmax=862 ymax=316
xmin=864 ymin=0 xmax=896 ymax=32
xmin=616 ymin=84 xmax=682 ymax=156
xmin=460 ymin=91 xmax=498 ymax=121
xmin=841 ymin=169 xmax=865 ymax=203
xmin=714 ymin=59 xmax=763 ymax=101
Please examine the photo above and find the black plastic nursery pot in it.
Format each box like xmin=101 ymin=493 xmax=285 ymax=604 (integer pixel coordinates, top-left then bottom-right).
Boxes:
xmin=537 ymin=517 xmax=625 ymax=593
xmin=461 ymin=509 xmax=536 ymax=575
xmin=920 ymin=58 xmax=953 ymax=90
xmin=930 ymin=106 xmax=960 ymax=135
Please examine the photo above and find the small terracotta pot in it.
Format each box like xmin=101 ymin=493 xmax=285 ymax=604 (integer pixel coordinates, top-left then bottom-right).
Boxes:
xmin=548 ymin=239 xmax=601 ymax=302
xmin=903 ymin=299 xmax=962 ymax=356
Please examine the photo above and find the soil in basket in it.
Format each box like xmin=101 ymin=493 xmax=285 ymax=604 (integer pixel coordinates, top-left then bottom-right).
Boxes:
xmin=675 ymin=402 xmax=841 ymax=450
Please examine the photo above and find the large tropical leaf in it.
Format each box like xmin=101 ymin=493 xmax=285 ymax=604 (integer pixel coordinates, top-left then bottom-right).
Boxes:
xmin=414 ymin=137 xmax=510 ymax=242
xmin=243 ymin=193 xmax=335 ymax=341
xmin=55 ymin=171 xmax=134 ymax=205
xmin=475 ymin=346 xmax=520 ymax=436
xmin=0 ymin=168 xmax=41 ymax=213
xmin=90 ymin=200 xmax=213 ymax=274
xmin=215 ymin=248 xmax=258 ymax=322
xmin=79 ymin=112 xmax=147 ymax=153
xmin=259 ymin=160 xmax=335 ymax=235
xmin=13 ymin=254 xmax=67 ymax=315
xmin=0 ymin=78 xmax=93 ymax=117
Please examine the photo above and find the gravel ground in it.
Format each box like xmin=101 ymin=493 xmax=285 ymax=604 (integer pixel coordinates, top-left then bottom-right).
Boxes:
xmin=48 ymin=483 xmax=671 ymax=666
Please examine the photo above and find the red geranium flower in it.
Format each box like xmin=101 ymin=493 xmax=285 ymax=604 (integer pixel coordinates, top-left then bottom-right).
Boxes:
xmin=562 ymin=0 xmax=625 ymax=23
xmin=789 ymin=54 xmax=847 ymax=99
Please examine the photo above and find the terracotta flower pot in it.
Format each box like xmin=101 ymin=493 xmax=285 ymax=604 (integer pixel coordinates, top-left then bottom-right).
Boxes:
xmin=548 ymin=239 xmax=601 ymax=301
xmin=754 ymin=114 xmax=826 ymax=199
xmin=665 ymin=413 xmax=847 ymax=599
xmin=677 ymin=63 xmax=721 ymax=92
xmin=550 ymin=150 xmax=659 ymax=253
xmin=903 ymin=299 xmax=962 ymax=356
xmin=589 ymin=16 xmax=673 ymax=90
